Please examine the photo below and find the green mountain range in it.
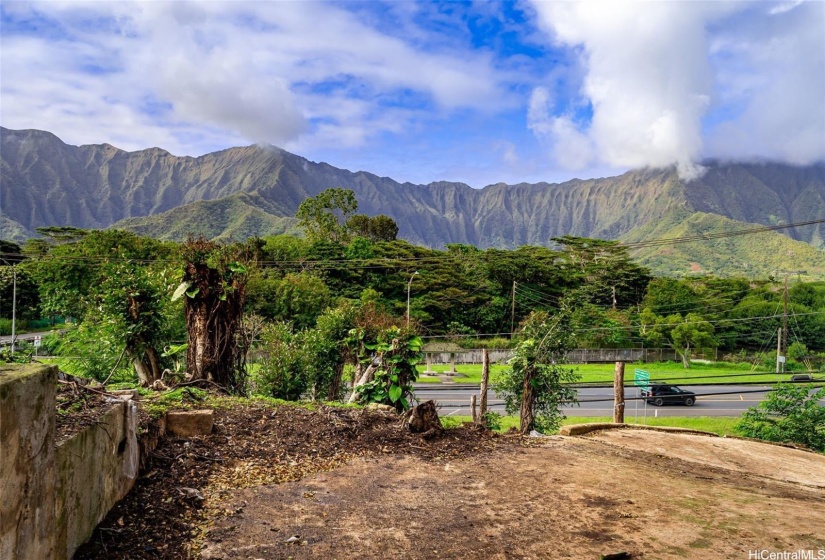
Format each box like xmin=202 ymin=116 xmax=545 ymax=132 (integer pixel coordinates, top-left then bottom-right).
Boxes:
xmin=2 ymin=126 xmax=824 ymax=277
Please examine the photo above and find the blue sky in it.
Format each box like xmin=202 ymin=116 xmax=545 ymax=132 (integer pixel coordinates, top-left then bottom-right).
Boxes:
xmin=1 ymin=1 xmax=823 ymax=187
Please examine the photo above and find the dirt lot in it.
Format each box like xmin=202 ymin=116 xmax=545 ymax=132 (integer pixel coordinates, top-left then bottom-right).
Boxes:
xmin=76 ymin=402 xmax=825 ymax=560
xmin=200 ymin=433 xmax=825 ymax=560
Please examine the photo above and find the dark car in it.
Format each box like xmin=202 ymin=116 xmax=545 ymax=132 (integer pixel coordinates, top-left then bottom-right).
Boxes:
xmin=642 ymin=383 xmax=696 ymax=406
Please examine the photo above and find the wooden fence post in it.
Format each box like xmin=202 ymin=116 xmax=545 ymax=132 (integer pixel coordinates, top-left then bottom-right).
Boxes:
xmin=479 ymin=349 xmax=490 ymax=421
xmin=613 ymin=361 xmax=625 ymax=424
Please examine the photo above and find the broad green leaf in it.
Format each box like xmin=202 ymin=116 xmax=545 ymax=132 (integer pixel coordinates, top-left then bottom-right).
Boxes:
xmin=171 ymin=281 xmax=191 ymax=301
xmin=228 ymin=262 xmax=247 ymax=274
xmin=185 ymin=287 xmax=200 ymax=298
xmin=161 ymin=343 xmax=188 ymax=357
xmin=389 ymin=385 xmax=402 ymax=403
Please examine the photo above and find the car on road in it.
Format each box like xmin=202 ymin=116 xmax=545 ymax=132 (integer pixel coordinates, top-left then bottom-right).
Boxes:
xmin=642 ymin=383 xmax=696 ymax=406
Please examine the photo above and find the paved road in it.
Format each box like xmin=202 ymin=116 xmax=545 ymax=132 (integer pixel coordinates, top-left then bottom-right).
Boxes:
xmin=413 ymin=383 xmax=820 ymax=418
xmin=0 ymin=329 xmax=60 ymax=345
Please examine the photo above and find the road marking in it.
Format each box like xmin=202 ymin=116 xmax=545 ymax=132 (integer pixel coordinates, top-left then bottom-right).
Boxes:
xmin=740 ymin=395 xmax=744 ymax=401
xmin=446 ymin=409 xmax=461 ymax=416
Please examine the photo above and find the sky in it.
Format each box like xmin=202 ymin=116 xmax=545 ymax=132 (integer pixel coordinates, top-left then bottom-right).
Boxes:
xmin=1 ymin=0 xmax=824 ymax=187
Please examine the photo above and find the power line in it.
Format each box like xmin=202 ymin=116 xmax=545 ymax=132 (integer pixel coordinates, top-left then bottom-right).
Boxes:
xmin=621 ymin=218 xmax=825 ymax=249
xmin=4 ymin=217 xmax=823 ymax=267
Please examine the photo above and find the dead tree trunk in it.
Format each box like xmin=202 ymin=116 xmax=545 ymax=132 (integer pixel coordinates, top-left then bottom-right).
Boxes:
xmin=519 ymin=364 xmax=536 ymax=435
xmin=478 ymin=348 xmax=490 ymax=420
xmin=130 ymin=346 xmax=162 ymax=386
xmin=403 ymin=400 xmax=443 ymax=439
xmin=182 ymin=238 xmax=247 ymax=393
xmin=613 ymin=361 xmax=625 ymax=424
xmin=348 ymin=362 xmax=378 ymax=403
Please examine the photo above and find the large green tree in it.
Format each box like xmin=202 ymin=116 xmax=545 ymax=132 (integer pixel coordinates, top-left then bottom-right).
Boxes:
xmin=295 ymin=188 xmax=358 ymax=243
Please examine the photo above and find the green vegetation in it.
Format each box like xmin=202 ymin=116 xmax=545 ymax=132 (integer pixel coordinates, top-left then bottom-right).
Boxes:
xmin=416 ymin=360 xmax=809 ymax=385
xmin=493 ymin=311 xmax=579 ymax=434
xmin=626 ymin=211 xmax=825 ymax=279
xmin=440 ymin=415 xmax=741 ymax=436
xmin=4 ymin=189 xmax=824 ymax=409
xmin=736 ymin=383 xmax=825 ymax=451
xmin=113 ymin=193 xmax=300 ymax=242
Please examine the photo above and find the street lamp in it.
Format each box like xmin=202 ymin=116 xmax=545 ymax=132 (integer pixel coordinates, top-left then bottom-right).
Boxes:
xmin=406 ymin=271 xmax=419 ymax=327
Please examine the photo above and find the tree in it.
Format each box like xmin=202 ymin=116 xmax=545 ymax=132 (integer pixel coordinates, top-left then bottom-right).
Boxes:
xmin=736 ymin=383 xmax=825 ymax=451
xmin=246 ymin=271 xmax=331 ymax=329
xmin=493 ymin=311 xmax=579 ymax=434
xmin=17 ymin=230 xmax=179 ymax=383
xmin=0 ymin=266 xmax=40 ymax=320
xmin=350 ymin=325 xmax=423 ymax=411
xmin=346 ymin=214 xmax=399 ymax=242
xmin=553 ymin=236 xmax=651 ymax=307
xmin=295 ymin=188 xmax=358 ymax=243
xmin=178 ymin=238 xmax=250 ymax=393
xmin=96 ymin=262 xmax=173 ymax=385
xmin=255 ymin=303 xmax=358 ymax=402
xmin=670 ymin=313 xmax=717 ymax=368
xmin=256 ymin=322 xmax=308 ymax=400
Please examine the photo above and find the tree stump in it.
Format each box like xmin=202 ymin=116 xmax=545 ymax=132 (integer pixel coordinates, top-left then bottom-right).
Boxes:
xmin=403 ymin=400 xmax=443 ymax=439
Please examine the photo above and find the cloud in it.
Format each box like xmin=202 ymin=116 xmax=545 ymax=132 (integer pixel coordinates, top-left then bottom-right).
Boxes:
xmin=0 ymin=1 xmax=510 ymax=156
xmin=527 ymin=86 xmax=593 ymax=170
xmin=529 ymin=1 xmax=728 ymax=178
xmin=706 ymin=2 xmax=825 ymax=165
xmin=528 ymin=0 xmax=824 ymax=179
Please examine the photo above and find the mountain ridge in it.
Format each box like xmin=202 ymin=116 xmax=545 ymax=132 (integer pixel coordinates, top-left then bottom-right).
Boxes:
xmin=2 ymin=126 xmax=824 ymax=277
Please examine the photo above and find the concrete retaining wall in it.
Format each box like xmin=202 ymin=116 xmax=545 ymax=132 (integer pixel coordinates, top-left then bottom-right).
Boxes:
xmin=0 ymin=364 xmax=140 ymax=560
xmin=55 ymin=399 xmax=139 ymax=558
xmin=0 ymin=364 xmax=57 ymax=560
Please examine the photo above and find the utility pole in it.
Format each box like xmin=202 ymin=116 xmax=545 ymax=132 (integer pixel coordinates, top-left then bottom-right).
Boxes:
xmin=406 ymin=271 xmax=419 ymax=328
xmin=510 ymin=281 xmax=517 ymax=334
xmin=10 ymin=266 xmax=17 ymax=357
xmin=776 ymin=326 xmax=783 ymax=374
xmin=782 ymin=276 xmax=789 ymax=358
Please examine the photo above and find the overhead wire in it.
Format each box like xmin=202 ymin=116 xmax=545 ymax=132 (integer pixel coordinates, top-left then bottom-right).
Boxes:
xmin=2 ymin=216 xmax=823 ymax=267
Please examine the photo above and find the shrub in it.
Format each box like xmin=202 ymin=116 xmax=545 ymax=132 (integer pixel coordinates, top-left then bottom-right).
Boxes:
xmin=735 ymin=383 xmax=825 ymax=452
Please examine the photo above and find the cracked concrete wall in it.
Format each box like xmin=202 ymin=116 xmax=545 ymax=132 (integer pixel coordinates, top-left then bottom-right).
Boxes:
xmin=1 ymin=365 xmax=140 ymax=560
xmin=55 ymin=399 xmax=139 ymax=559
xmin=0 ymin=364 xmax=58 ymax=560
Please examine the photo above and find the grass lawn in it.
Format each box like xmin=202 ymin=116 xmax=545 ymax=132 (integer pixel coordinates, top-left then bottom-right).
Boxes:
xmin=418 ymin=360 xmax=793 ymax=385
xmin=440 ymin=414 xmax=741 ymax=437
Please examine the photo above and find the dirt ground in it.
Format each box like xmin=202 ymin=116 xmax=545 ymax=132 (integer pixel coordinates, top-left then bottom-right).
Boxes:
xmin=585 ymin=428 xmax=825 ymax=488
xmin=200 ymin=433 xmax=825 ymax=560
xmin=75 ymin=401 xmax=825 ymax=560
xmin=54 ymin=380 xmax=120 ymax=444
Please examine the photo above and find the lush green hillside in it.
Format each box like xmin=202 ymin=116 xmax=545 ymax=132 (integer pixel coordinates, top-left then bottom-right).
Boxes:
xmin=113 ymin=193 xmax=300 ymax=241
xmin=627 ymin=212 xmax=825 ymax=278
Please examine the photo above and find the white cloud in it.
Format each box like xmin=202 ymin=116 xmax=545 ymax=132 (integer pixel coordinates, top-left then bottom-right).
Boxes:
xmin=0 ymin=1 xmax=509 ymax=156
xmin=528 ymin=0 xmax=824 ymax=179
xmin=706 ymin=2 xmax=825 ymax=165
xmin=527 ymin=86 xmax=593 ymax=170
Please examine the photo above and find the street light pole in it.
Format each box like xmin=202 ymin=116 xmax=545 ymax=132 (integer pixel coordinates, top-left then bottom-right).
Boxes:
xmin=406 ymin=271 xmax=419 ymax=327
xmin=10 ymin=267 xmax=16 ymax=356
